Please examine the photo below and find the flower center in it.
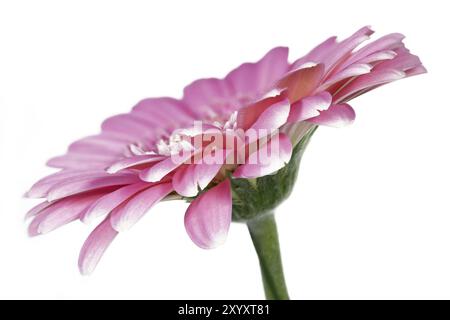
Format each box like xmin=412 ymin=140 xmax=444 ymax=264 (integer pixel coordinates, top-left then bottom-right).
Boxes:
xmin=211 ymin=111 xmax=238 ymax=130
xmin=129 ymin=111 xmax=239 ymax=157
xmin=155 ymin=133 xmax=195 ymax=156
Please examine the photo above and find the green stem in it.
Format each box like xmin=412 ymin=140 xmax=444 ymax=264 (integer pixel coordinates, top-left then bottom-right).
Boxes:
xmin=247 ymin=213 xmax=289 ymax=300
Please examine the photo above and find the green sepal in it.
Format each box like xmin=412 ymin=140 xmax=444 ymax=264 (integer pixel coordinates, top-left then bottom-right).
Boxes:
xmin=231 ymin=127 xmax=317 ymax=222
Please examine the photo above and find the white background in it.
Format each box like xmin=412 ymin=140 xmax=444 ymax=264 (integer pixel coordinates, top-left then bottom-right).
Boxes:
xmin=0 ymin=0 xmax=449 ymax=299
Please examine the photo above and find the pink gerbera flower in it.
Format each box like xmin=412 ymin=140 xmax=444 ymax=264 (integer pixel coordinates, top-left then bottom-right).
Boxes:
xmin=26 ymin=26 xmax=425 ymax=298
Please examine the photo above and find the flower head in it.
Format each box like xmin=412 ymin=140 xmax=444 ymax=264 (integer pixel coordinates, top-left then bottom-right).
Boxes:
xmin=26 ymin=27 xmax=425 ymax=274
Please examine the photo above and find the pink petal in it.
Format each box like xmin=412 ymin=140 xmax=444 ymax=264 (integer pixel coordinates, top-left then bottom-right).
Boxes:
xmin=226 ymin=47 xmax=289 ymax=103
xmin=356 ymin=50 xmax=397 ymax=64
xmin=340 ymin=33 xmax=405 ymax=69
xmin=29 ymin=169 xmax=98 ymax=185
xmin=287 ymin=91 xmax=332 ymax=123
xmin=106 ymin=155 xmax=165 ymax=174
xmin=26 ymin=169 xmax=103 ymax=198
xmin=277 ymin=64 xmax=325 ymax=102
xmin=173 ymin=153 xmax=226 ymax=197
xmin=322 ymin=26 xmax=374 ymax=74
xmin=334 ymin=69 xmax=405 ymax=103
xmin=47 ymin=173 xmax=140 ymax=202
xmin=81 ymin=182 xmax=151 ymax=223
xmin=374 ymin=53 xmax=422 ymax=73
xmin=101 ymin=113 xmax=158 ymax=141
xmin=194 ymin=163 xmax=223 ymax=190
xmin=132 ymin=97 xmax=196 ymax=126
xmin=172 ymin=165 xmax=198 ymax=197
xmin=176 ymin=123 xmax=222 ymax=137
xmin=139 ymin=152 xmax=194 ymax=182
xmin=25 ymin=201 xmax=53 ymax=220
xmin=184 ymin=179 xmax=232 ymax=249
xmin=307 ymin=103 xmax=356 ymax=127
xmin=68 ymin=134 xmax=129 ymax=155
xmin=292 ymin=37 xmax=337 ymax=69
xmin=110 ymin=183 xmax=173 ymax=231
xmin=78 ymin=217 xmax=118 ymax=275
xmin=236 ymin=94 xmax=285 ymax=131
xmin=406 ymin=65 xmax=427 ymax=76
xmin=320 ymin=64 xmax=372 ymax=90
xmin=183 ymin=78 xmax=235 ymax=117
xmin=249 ymin=98 xmax=290 ymax=132
xmin=233 ymin=133 xmax=292 ymax=179
xmin=50 ymin=132 xmax=131 ymax=170
xmin=46 ymin=154 xmax=114 ymax=170
xmin=29 ymin=192 xmax=104 ymax=236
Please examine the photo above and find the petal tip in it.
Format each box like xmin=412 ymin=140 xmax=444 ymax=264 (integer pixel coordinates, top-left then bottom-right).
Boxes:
xmin=138 ymin=170 xmax=158 ymax=183
xmin=78 ymin=261 xmax=94 ymax=276
xmin=110 ymin=219 xmax=130 ymax=233
xmin=105 ymin=166 xmax=117 ymax=174
xmin=184 ymin=180 xmax=232 ymax=250
xmin=78 ymin=218 xmax=118 ymax=276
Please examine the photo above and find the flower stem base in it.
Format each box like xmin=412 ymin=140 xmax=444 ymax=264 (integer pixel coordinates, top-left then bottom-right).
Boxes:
xmin=247 ymin=214 xmax=289 ymax=300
